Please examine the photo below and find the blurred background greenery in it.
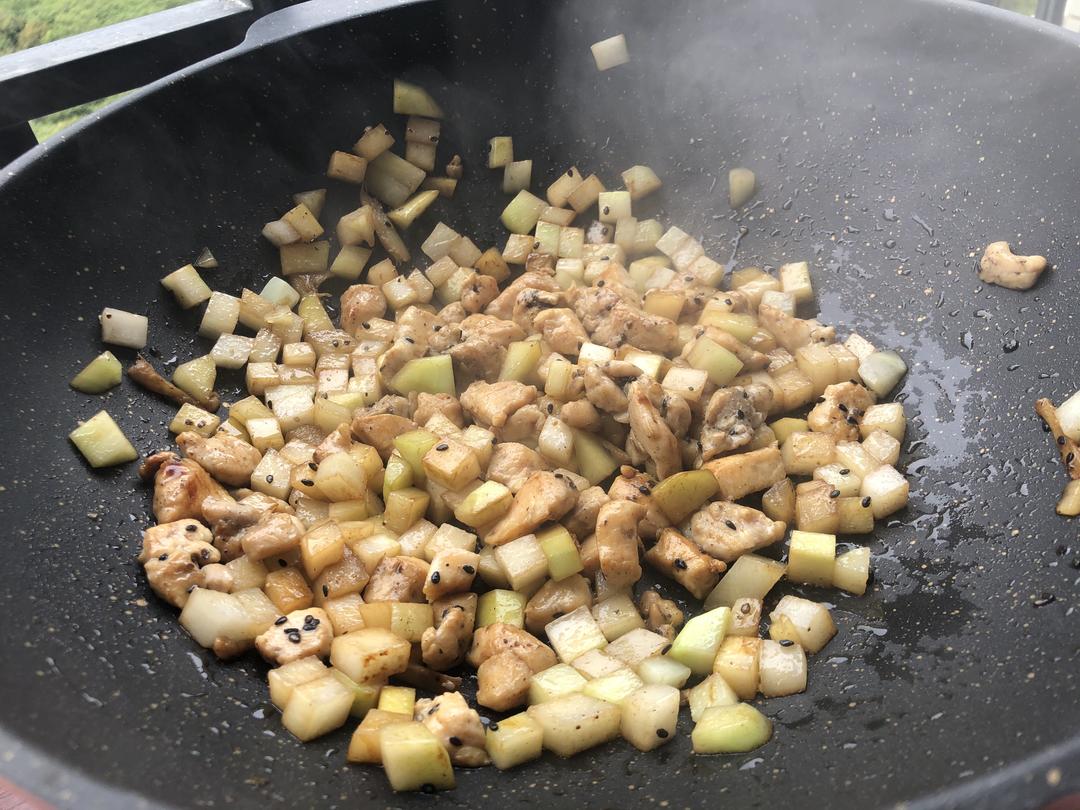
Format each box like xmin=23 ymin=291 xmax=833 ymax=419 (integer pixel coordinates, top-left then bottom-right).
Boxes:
xmin=0 ymin=0 xmax=1049 ymax=142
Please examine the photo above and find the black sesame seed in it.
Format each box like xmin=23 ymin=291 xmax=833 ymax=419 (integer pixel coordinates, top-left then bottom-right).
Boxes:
xmin=309 ymin=462 xmax=318 ymax=471
xmin=434 ymin=325 xmax=443 ymax=331
xmin=186 ymin=524 xmax=198 ymax=532
xmin=597 ymin=280 xmax=606 ymax=287
xmin=674 ymin=558 xmax=688 ymax=570
xmin=552 ymin=611 xmax=564 ymax=619
xmin=638 ymin=485 xmax=651 ymax=495
xmin=684 ymin=276 xmax=694 ymax=283
xmin=404 ymin=336 xmax=415 ymax=344
xmin=778 ymin=639 xmax=794 ymax=647
xmin=660 ymin=645 xmax=672 ymax=656
xmin=362 ymin=322 xmax=370 ymax=329
xmin=279 ymin=559 xmax=288 ymax=567
xmin=861 ymin=496 xmax=872 ymax=507
xmin=436 ymin=443 xmax=448 ymax=451
xmin=838 ymin=403 xmax=848 ymax=412
xmin=547 ymin=403 xmax=554 ymax=414
xmin=266 ymin=474 xmax=275 ymax=484
xmin=274 ymin=616 xmax=288 ymax=625
xmin=724 ymin=519 xmax=737 ymax=530
xmin=602 ymin=206 xmax=610 ymax=215
xmin=300 ymin=479 xmax=314 ymax=487
xmin=463 ymin=564 xmax=476 ymax=574
xmin=1058 ymin=436 xmax=1067 ymax=446
xmin=1068 ymin=453 xmax=1076 ymax=464
xmin=429 ymin=706 xmax=438 ymax=715
xmin=158 ymin=553 xmax=168 ymax=561
xmin=846 ymin=416 xmax=858 ymax=425
xmin=839 ymin=468 xmax=850 ymax=475
xmin=322 ymin=585 xmax=330 ymax=597
xmin=656 ymin=728 xmax=669 ymax=738
xmin=491 ymin=437 xmax=498 ymax=445
xmin=449 ymin=736 xmax=462 ymax=746
xmin=489 ymin=722 xmax=499 ymax=731
xmin=830 ymin=489 xmax=841 ymax=499
xmin=736 ymin=409 xmax=745 ymax=419
xmin=431 ymin=571 xmax=441 ymax=584
xmin=740 ymin=602 xmax=752 ymax=614
xmin=816 ymin=396 xmax=826 ymax=404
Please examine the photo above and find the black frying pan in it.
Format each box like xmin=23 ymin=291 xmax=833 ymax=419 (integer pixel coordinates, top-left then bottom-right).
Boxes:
xmin=2 ymin=0 xmax=1079 ymax=807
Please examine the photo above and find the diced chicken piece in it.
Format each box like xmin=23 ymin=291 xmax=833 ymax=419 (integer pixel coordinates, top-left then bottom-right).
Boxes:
xmin=423 ymin=548 xmax=480 ymax=601
xmin=643 ymin=528 xmax=726 ymax=599
xmin=485 ymin=272 xmax=562 ymax=320
xmin=340 ymin=284 xmax=388 ymax=335
xmin=461 ymin=274 xmax=501 ymax=314
xmin=639 ymin=590 xmax=684 ymax=638
xmin=758 ymin=304 xmax=835 ymax=352
xmin=364 ymin=555 xmax=429 ymax=603
xmin=807 ymin=381 xmax=876 ymax=441
xmin=495 ymin=404 xmax=547 ymax=444
xmin=703 ymin=446 xmax=787 ymax=501
xmin=559 ymin=398 xmax=601 ymax=431
xmin=450 ymin=337 xmax=507 ymax=384
xmin=358 ymin=394 xmax=413 ymax=418
xmin=313 ymin=424 xmax=353 ymax=463
xmin=351 ymin=413 xmax=418 ymax=459
xmin=564 ymin=485 xmax=610 ymax=539
xmin=627 ymin=379 xmax=682 ymax=480
xmin=422 ymin=593 xmax=477 ymax=671
xmin=486 ymin=442 xmax=549 ymax=493
xmin=595 ymin=500 xmax=645 ymax=590
xmin=460 ymin=380 xmax=538 ymax=429
xmin=201 ymin=492 xmax=292 ymax=561
xmin=255 ymin=608 xmax=332 ymax=666
xmin=534 ymin=308 xmax=589 ymax=356
xmin=200 ymin=563 xmax=233 ymax=592
xmin=524 ymin=574 xmax=593 ymax=636
xmin=583 ymin=364 xmax=630 ymax=414
xmin=978 ymin=241 xmax=1048 ymax=290
xmin=138 ymin=519 xmax=220 ymax=607
xmin=175 ymin=432 xmax=262 ymax=488
xmin=413 ymin=393 xmax=465 ymax=429
xmin=687 ymin=502 xmax=786 ymax=562
xmin=699 ymin=384 xmax=773 ymax=461
xmin=569 ymin=286 xmax=679 ymax=354
xmin=476 ymin=650 xmax=532 ymax=712
xmin=458 ymin=314 xmax=527 ymax=347
xmin=439 ymin=302 xmax=468 ymax=325
xmin=414 ymin=691 xmax=490 ymax=767
xmin=467 ymin=622 xmax=558 ymax=672
xmin=481 ymin=471 xmax=579 ymax=546
xmin=139 ymin=451 xmax=231 ymax=524
xmin=239 ymin=512 xmax=306 ymax=561
xmin=512 ymin=288 xmax=564 ymax=333
xmin=607 ymin=467 xmax=670 ymax=540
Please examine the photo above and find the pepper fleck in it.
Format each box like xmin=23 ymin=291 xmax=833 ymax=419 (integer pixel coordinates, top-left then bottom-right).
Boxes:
xmin=463 ymin=564 xmax=476 ymax=574
xmin=404 ymin=336 xmax=415 ymax=344
xmin=724 ymin=519 xmax=737 ymax=530
xmin=656 ymin=728 xmax=669 ymax=739
xmin=362 ymin=322 xmax=370 ymax=329
xmin=838 ymin=403 xmax=848 ymax=413
xmin=861 ymin=496 xmax=872 ymax=508
xmin=674 ymin=558 xmax=688 ymax=570
xmin=436 ymin=443 xmax=449 ymax=451
xmin=158 ymin=553 xmax=168 ymax=561
xmin=830 ymin=489 xmax=841 ymax=499
xmin=778 ymin=639 xmax=794 ymax=647
xmin=547 ymin=403 xmax=554 ymax=414
xmin=431 ymin=571 xmax=441 ymax=584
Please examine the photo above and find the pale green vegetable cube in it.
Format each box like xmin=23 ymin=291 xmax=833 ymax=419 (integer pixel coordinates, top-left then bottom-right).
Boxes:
xmin=833 ymin=546 xmax=871 ymax=595
xmin=476 ymin=589 xmax=527 ymax=628
xmin=500 ymin=190 xmax=547 ymax=234
xmin=281 ymin=674 xmax=353 ymax=742
xmin=545 ymin=605 xmax=608 ymax=663
xmin=536 ymin=524 xmax=583 ymax=581
xmin=486 ymin=712 xmax=543 ymax=770
xmin=621 ymin=165 xmax=662 ymax=200
xmin=668 ymin=606 xmax=731 ymax=675
xmin=636 ymin=656 xmax=692 ymax=689
xmin=591 ymin=595 xmax=646 ymax=642
xmin=526 ymin=693 xmax=621 ymax=757
xmin=728 ymin=168 xmax=757 ymax=208
xmin=328 ymin=668 xmax=381 ymax=717
xmin=786 ymin=530 xmax=836 ymax=587
xmin=499 ymin=339 xmax=543 ymax=382
xmin=493 ymin=534 xmax=547 ymax=596
xmin=161 ymin=263 xmax=212 ymax=308
xmin=704 ymin=554 xmax=787 ymax=609
xmin=620 ymin=684 xmax=679 ymax=751
xmin=597 ymin=191 xmax=631 ymax=223
xmin=380 ymin=722 xmax=455 ymax=791
xmin=454 ymin=480 xmax=512 ymax=527
xmin=69 ymin=410 xmax=138 ymax=467
xmin=391 ymin=355 xmax=455 ymax=396
xmin=692 ymin=703 xmax=772 ymax=754
xmin=392 ymin=80 xmax=443 ymax=118
xmin=686 ymin=336 xmax=744 ymax=385
xmin=572 ymin=429 xmax=618 ymax=485
xmin=70 ymin=351 xmax=122 ymax=394
xmin=268 ymin=657 xmax=327 ymax=710
xmin=582 ymin=668 xmax=643 ymax=705
xmin=529 ymin=663 xmax=588 ymax=704
xmin=487 ymin=136 xmax=514 ymax=168
xmin=173 ymin=355 xmax=217 ymax=404
xmin=650 ymin=469 xmax=718 ymax=524
xmin=502 ymin=159 xmax=533 ymax=194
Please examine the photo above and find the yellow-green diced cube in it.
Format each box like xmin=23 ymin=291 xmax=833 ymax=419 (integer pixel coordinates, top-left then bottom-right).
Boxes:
xmin=69 ymin=410 xmax=138 ymax=467
xmin=582 ymin=668 xmax=644 ymax=706
xmin=486 ymin=712 xmax=543 ymax=770
xmin=393 ymin=429 xmax=439 ymax=484
xmin=770 ymin=417 xmax=809 ymax=445
xmin=536 ymin=524 xmax=583 ymax=581
xmin=476 ymin=589 xmax=527 ymax=628
xmin=691 ymin=703 xmax=772 ymax=754
xmin=686 ymin=337 xmax=744 ymax=386
xmin=377 ymin=685 xmax=416 ymax=716
xmin=168 ymin=403 xmax=220 ymax=437
xmin=529 ymin=663 xmax=588 ymax=704
xmin=636 ymin=656 xmax=692 ymax=689
xmin=328 ymin=668 xmax=381 ymax=718
xmin=454 ymin=480 xmax=512 ymax=527
xmin=380 ymin=722 xmax=455 ymax=791
xmin=70 ymin=351 xmax=122 ymax=393
xmin=786 ymin=530 xmax=836 ymax=586
xmin=668 ymin=606 xmax=731 ymax=676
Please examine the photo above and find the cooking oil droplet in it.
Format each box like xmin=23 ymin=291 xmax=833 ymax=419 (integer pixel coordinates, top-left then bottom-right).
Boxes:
xmin=961 ymin=332 xmax=974 ymax=350
xmin=884 ymin=238 xmax=896 ymax=249
xmin=883 ymin=208 xmax=899 ymax=222
xmin=1002 ymin=339 xmax=1019 ymax=353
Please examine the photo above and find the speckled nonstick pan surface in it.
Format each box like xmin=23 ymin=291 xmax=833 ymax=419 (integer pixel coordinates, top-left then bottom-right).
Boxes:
xmin=1 ymin=0 xmax=1079 ymax=807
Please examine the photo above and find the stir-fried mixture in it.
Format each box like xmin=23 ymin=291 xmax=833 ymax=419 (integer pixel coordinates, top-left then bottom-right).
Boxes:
xmin=67 ymin=76 xmax=912 ymax=793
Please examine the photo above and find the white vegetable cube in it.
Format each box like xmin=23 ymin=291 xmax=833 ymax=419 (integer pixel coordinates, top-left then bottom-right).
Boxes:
xmin=209 ymin=333 xmax=254 ymax=369
xmin=571 ymin=649 xmax=626 ymax=679
xmin=704 ymin=554 xmax=787 ymax=608
xmin=597 ymin=191 xmax=631 ymax=223
xmin=69 ymin=410 xmax=138 ymax=467
xmin=727 ymin=598 xmax=763 ymax=638
xmin=534 ymin=220 xmax=560 ymax=255
xmin=813 ymin=463 xmax=861 ymax=497
xmin=636 ymin=656 xmax=692 ymax=689
xmin=547 ymin=167 xmax=584 ymax=207
xmin=591 ymin=594 xmax=645 ymax=642
xmin=758 ymin=640 xmax=808 ymax=697
xmin=619 ymin=684 xmax=679 ymax=752
xmin=380 ymin=723 xmax=455 ymax=792
xmin=545 ymin=605 xmax=608 ymax=663
xmin=769 ymin=595 xmax=836 ymax=654
xmin=781 ymin=431 xmax=835 ymax=475
xmin=692 ymin=704 xmax=772 ymax=754
xmin=566 ymin=174 xmax=605 ymax=213
xmin=834 ymin=440 xmax=881 ymax=479
xmin=621 ymin=165 xmax=661 ymax=200
xmin=529 ymin=664 xmax=588 ymax=704
xmin=353 ymin=123 xmax=394 ymax=160
xmin=281 ymin=674 xmax=353 ymax=741
xmin=687 ymin=673 xmax=740 ymax=722
xmin=330 ymin=627 xmax=411 ymax=683
xmin=486 ymin=712 xmax=543 ymax=770
xmin=537 ymin=417 xmax=575 ymax=466
xmin=860 ymin=465 xmax=908 ymax=518
xmin=833 ymin=546 xmax=871 ymax=595
xmin=578 ymin=342 xmax=615 ymax=365
xmin=502 ymin=159 xmax=533 ymax=194
xmin=661 ymin=366 xmax=708 ymax=404
xmin=858 ymin=350 xmax=908 ymax=397
xmin=266 ymin=385 xmax=315 ymax=432
xmin=161 ymin=264 xmax=212 ymax=308
xmin=590 ymin=34 xmax=630 ymax=70
xmin=779 ymin=261 xmax=813 ymax=303
xmin=860 ymin=402 xmax=906 ymax=441
xmin=404 ymin=141 xmax=436 ymax=172
xmin=447 ymin=236 xmax=482 ymax=268
xmin=250 ymin=449 xmax=291 ymax=500
xmin=487 ymin=136 xmax=514 ymax=168
xmin=786 ymin=530 xmax=837 ymax=587
xmin=862 ymin=430 xmax=901 ymax=466
xmin=712 ymin=637 xmax=761 ymax=700
xmin=604 ymin=627 xmax=668 ymax=668
xmin=836 ymin=496 xmax=875 ymax=534
xmin=169 ymin=403 xmax=220 ymax=437
xmin=795 ymin=343 xmax=838 ymax=394
xmin=330 ymin=245 xmax=372 ymax=280
xmin=268 ymin=656 xmax=327 ymax=709
xmin=493 ymin=534 xmax=547 ymax=596
xmin=527 ymin=693 xmax=621 ymax=757
xmin=760 ymin=289 xmax=796 ymax=315
xmin=99 ymin=307 xmax=148 ymax=349
xmin=557 ymin=225 xmax=585 ymax=259
xmin=668 ymin=607 xmax=730 ymax=676
xmin=198 ymin=291 xmax=240 ymax=339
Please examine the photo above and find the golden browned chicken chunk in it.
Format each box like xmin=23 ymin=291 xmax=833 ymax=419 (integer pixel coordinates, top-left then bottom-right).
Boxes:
xmin=140 ymin=451 xmax=231 ymax=524
xmin=421 ymin=593 xmax=477 ymax=671
xmin=413 ymin=392 xmax=465 ymax=429
xmin=138 ymin=519 xmax=220 ymax=607
xmin=340 ymin=283 xmax=388 ymax=335
xmin=486 ymin=442 xmax=548 ymax=493
xmin=534 ymin=308 xmax=589 ymax=356
xmin=699 ymin=384 xmax=773 ymax=461
xmin=423 ymin=548 xmax=480 ymax=601
xmin=564 ymin=485 xmax=610 ymax=539
xmin=364 ymin=556 xmax=429 ymax=603
xmin=524 ymin=575 xmax=593 ymax=636
xmin=687 ymin=502 xmax=786 ymax=562
xmin=351 ymin=413 xmax=418 ymax=460
xmin=481 ymin=471 xmax=579 ymax=546
xmin=596 ymin=500 xmax=645 ymax=590
xmin=414 ymin=691 xmax=490 ymax=767
xmin=758 ymin=304 xmax=835 ymax=352
xmin=639 ymin=589 xmax=685 ymax=639
xmin=255 ymin=608 xmax=332 ymax=665
xmin=644 ymin=528 xmax=726 ymax=600
xmin=239 ymin=512 xmax=306 ymax=561
xmin=607 ymin=467 xmax=670 ymax=540
xmin=467 ymin=623 xmax=557 ymax=672
xmin=807 ymin=381 xmax=876 ymax=441
xmin=460 ymin=380 xmax=538 ymax=429
xmin=627 ymin=379 xmax=682 ymax=480
xmin=484 ymin=271 xmax=561 ymax=321
xmin=476 ymin=650 xmax=532 ymax=712
xmin=569 ymin=285 xmax=679 ymax=354
xmin=176 ymin=431 xmax=262 ymax=487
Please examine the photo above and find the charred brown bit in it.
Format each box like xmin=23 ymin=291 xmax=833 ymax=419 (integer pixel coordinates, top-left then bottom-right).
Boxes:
xmin=1036 ymin=398 xmax=1080 ymax=480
